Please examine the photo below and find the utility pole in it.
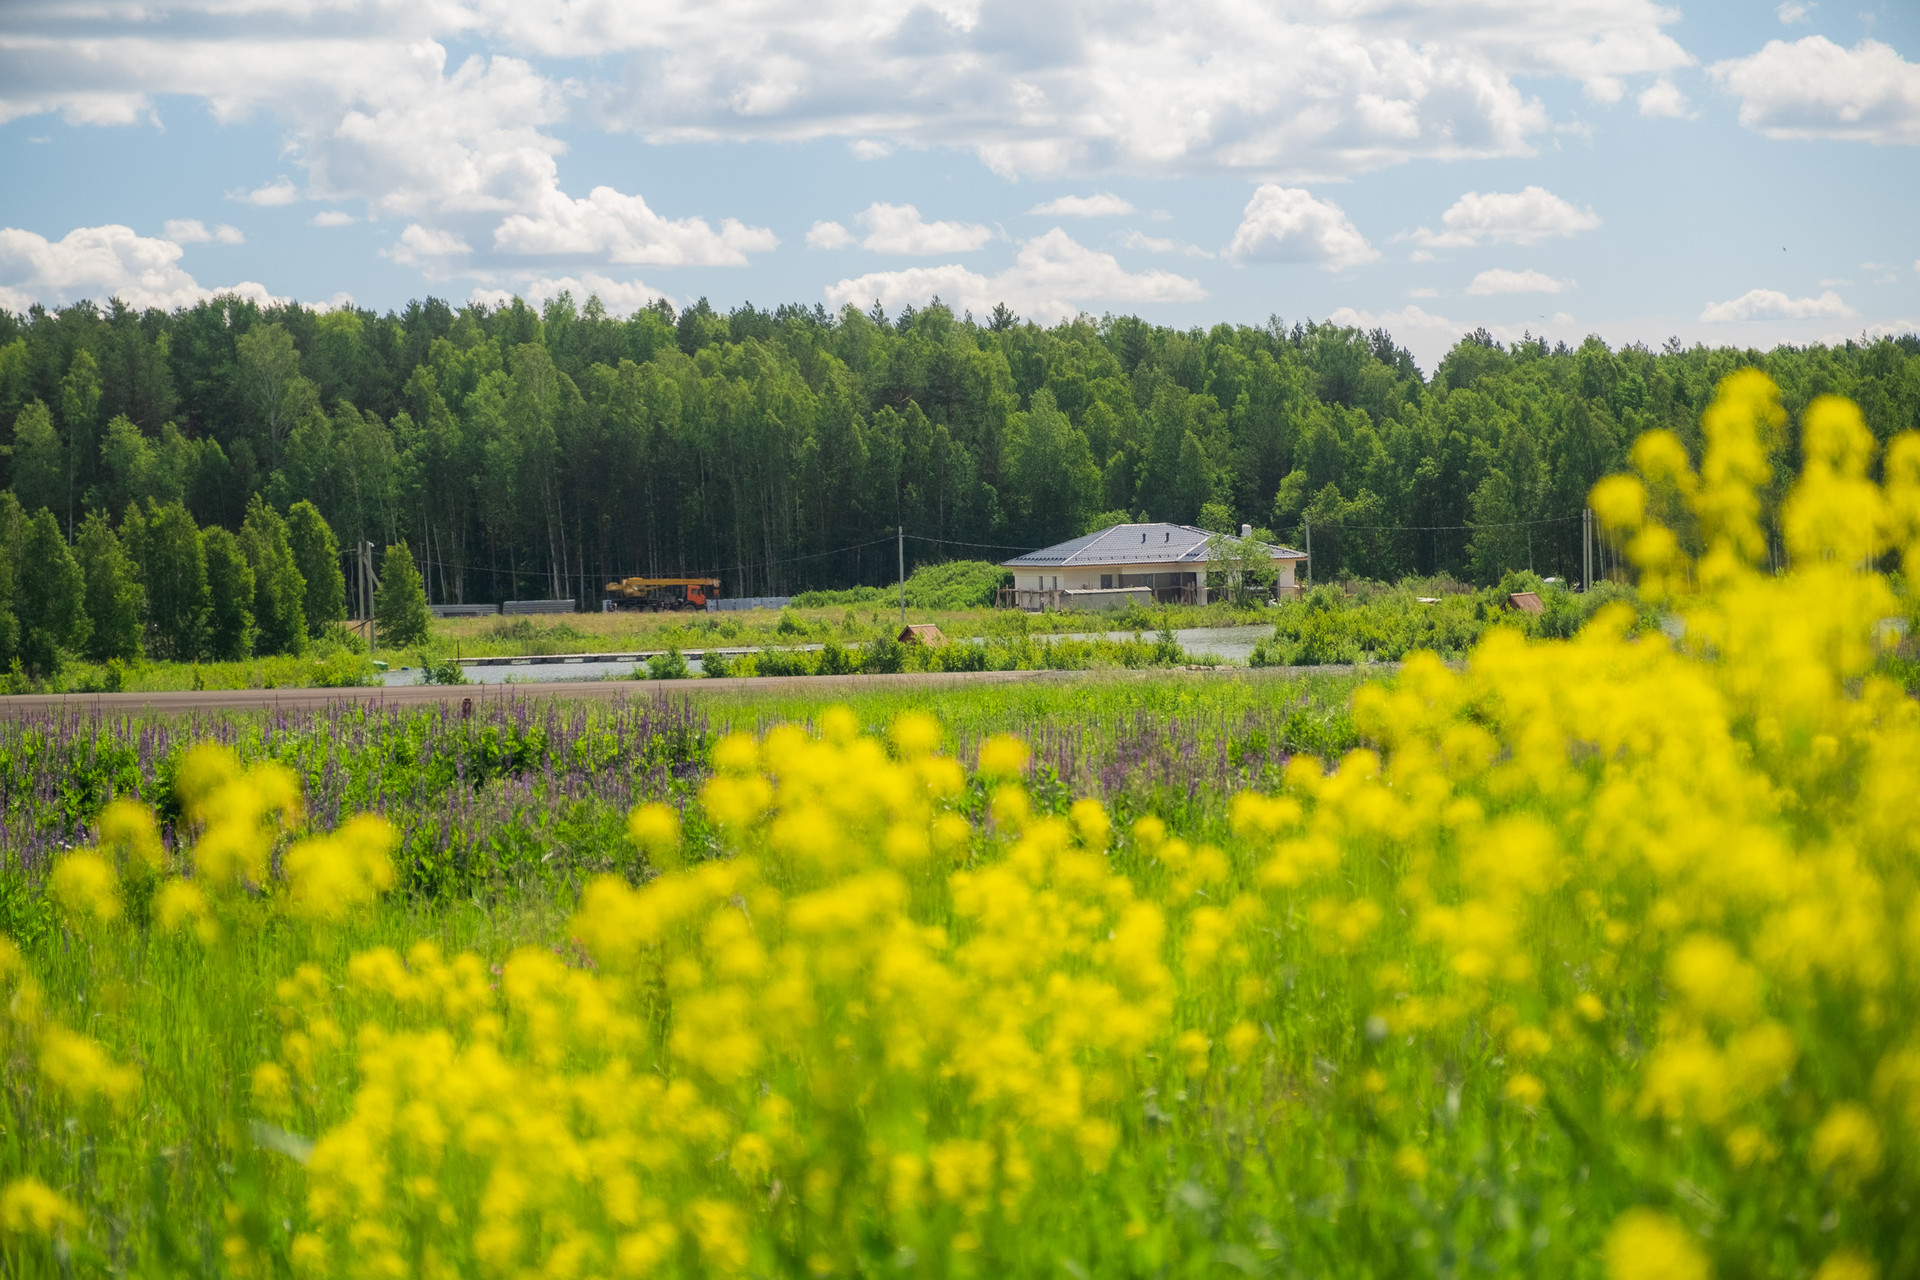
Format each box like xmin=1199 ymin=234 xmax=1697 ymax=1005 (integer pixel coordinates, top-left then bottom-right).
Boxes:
xmin=360 ymin=540 xmax=379 ymax=657
xmin=1582 ymin=507 xmax=1594 ymax=591
xmin=897 ymin=525 xmax=907 ymax=631
xmin=1302 ymin=515 xmax=1312 ymax=587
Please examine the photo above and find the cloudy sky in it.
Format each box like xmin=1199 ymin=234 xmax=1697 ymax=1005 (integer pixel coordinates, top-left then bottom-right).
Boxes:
xmin=1 ymin=0 xmax=1915 ymax=368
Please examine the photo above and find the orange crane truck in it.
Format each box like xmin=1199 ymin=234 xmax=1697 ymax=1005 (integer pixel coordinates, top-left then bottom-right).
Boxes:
xmin=603 ymin=577 xmax=721 ymax=612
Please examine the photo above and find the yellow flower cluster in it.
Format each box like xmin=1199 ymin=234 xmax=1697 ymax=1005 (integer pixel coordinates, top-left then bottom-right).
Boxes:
xmin=0 ymin=1176 xmax=81 ymax=1241
xmin=277 ymin=707 xmax=1171 ymax=1278
xmin=0 ymin=935 xmax=140 ymax=1124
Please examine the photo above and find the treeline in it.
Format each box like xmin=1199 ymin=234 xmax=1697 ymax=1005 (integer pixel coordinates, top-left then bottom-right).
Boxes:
xmin=2 ymin=294 xmax=1917 ymax=603
xmin=0 ymin=492 xmax=360 ymax=676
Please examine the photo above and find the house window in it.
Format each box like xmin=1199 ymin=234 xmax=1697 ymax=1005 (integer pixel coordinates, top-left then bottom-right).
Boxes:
xmin=1052 ymin=576 xmax=1059 ymax=590
xmin=1100 ymin=574 xmax=1113 ymax=589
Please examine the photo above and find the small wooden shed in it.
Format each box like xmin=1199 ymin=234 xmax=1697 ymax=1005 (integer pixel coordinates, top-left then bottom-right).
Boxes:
xmin=899 ymin=623 xmax=947 ymax=647
xmin=1505 ymin=591 xmax=1544 ymax=615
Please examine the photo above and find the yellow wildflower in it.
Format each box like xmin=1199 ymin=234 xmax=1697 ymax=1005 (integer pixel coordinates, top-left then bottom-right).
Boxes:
xmin=626 ymin=802 xmax=681 ymax=859
xmin=976 ymin=734 xmax=1029 ymax=778
xmin=49 ymin=851 xmax=121 ymax=926
xmin=0 ymin=1177 xmax=80 ymax=1240
xmin=1602 ymin=1208 xmax=1709 ymax=1280
xmin=1809 ymin=1103 xmax=1883 ymax=1190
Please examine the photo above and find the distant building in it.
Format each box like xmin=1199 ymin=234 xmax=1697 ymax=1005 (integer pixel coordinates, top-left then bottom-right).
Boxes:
xmin=1000 ymin=523 xmax=1308 ymax=611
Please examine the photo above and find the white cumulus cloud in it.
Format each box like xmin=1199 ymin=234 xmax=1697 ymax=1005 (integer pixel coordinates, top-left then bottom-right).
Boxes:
xmin=387 ymin=223 xmax=473 ymax=270
xmin=162 ymin=219 xmax=244 ymax=244
xmin=1699 ymin=288 xmax=1855 ymax=323
xmin=851 ymin=204 xmax=993 ymax=255
xmin=492 ymin=187 xmax=778 ymax=266
xmin=0 ymin=222 xmax=278 ymax=312
xmin=235 ymin=178 xmax=300 ymax=207
xmin=1776 ymin=2 xmax=1814 ymax=24
xmin=1467 ymin=268 xmax=1573 ymax=295
xmin=806 ymin=221 xmax=854 ymax=250
xmin=1410 ymin=186 xmax=1601 ymax=249
xmin=1637 ymin=79 xmax=1692 ymax=118
xmin=1029 ymin=193 xmax=1135 ymax=218
xmin=1120 ymin=231 xmax=1212 ymax=258
xmin=807 ymin=205 xmax=993 ymax=254
xmin=1710 ymin=37 xmax=1920 ymax=145
xmin=824 ymin=228 xmax=1202 ymax=323
xmin=311 ymin=211 xmax=357 ymax=227
xmin=1227 ymin=186 xmax=1377 ymax=270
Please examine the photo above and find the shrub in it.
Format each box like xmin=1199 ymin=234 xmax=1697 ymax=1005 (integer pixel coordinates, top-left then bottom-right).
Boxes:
xmin=815 ymin=640 xmax=857 ymax=675
xmin=754 ymin=648 xmax=815 ymax=677
xmin=646 ymin=647 xmax=689 ymax=680
xmin=421 ymin=654 xmax=469 ymax=685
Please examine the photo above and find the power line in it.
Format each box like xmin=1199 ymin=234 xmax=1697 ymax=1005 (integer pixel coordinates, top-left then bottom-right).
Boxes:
xmin=906 ymin=533 xmax=1041 ymax=553
xmin=1309 ymin=514 xmax=1581 ymax=532
xmin=691 ymin=535 xmax=900 ymax=580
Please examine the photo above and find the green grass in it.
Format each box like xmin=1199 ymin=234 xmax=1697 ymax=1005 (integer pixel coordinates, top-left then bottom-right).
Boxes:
xmin=2 ymin=647 xmax=379 ymax=695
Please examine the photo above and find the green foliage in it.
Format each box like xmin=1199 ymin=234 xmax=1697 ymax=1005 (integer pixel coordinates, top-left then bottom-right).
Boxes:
xmin=9 ymin=398 xmax=63 ymax=516
xmin=17 ymin=507 xmax=88 ymax=675
xmin=58 ymin=348 xmax=101 ymax=527
xmin=792 ymin=560 xmax=1010 ymax=611
xmin=374 ymin=541 xmax=430 ymax=648
xmin=236 ymin=321 xmax=319 ymax=467
xmin=240 ymin=496 xmax=307 ymax=655
xmin=0 ymin=294 xmax=1915 ymax=611
xmin=201 ymin=525 xmax=256 ymax=660
xmin=712 ymin=631 xmax=1189 ymax=679
xmin=98 ymin=415 xmax=156 ymax=514
xmin=0 ymin=492 xmax=21 ymax=668
xmin=421 ymin=652 xmax=469 ymax=684
xmin=75 ymin=511 xmax=144 ymax=663
xmin=1206 ymin=526 xmax=1281 ymax=607
xmin=1249 ymin=575 xmax=1641 ymax=666
xmin=1002 ymin=388 xmax=1101 ymax=544
xmin=286 ymin=499 xmax=346 ymax=634
xmin=645 ymin=646 xmax=689 ymax=680
xmin=139 ymin=501 xmax=210 ymax=660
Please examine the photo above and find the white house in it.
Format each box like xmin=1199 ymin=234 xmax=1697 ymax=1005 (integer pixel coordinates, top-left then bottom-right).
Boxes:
xmin=999 ymin=523 xmax=1308 ymax=611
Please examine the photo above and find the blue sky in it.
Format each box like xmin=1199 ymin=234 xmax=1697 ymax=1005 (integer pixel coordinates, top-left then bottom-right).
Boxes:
xmin=1 ymin=0 xmax=1915 ymax=370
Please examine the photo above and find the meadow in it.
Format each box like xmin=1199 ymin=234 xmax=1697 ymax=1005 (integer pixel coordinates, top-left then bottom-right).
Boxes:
xmin=2 ymin=372 xmax=1919 ymax=1280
